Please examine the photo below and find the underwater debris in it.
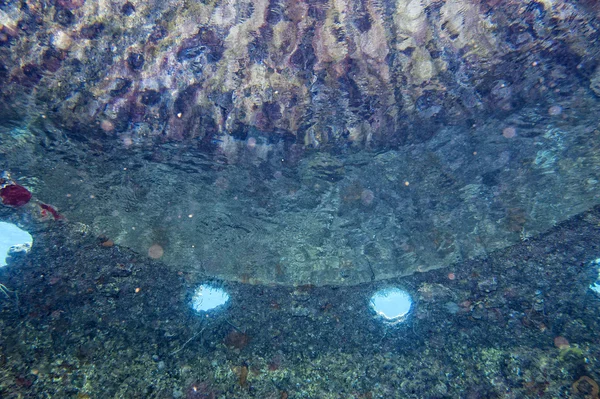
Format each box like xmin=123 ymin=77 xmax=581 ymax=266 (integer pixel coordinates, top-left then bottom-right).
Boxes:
xmin=100 ymin=239 xmax=114 ymax=247
xmin=224 ymin=330 xmax=250 ymax=350
xmin=0 ymin=282 xmax=10 ymax=297
xmin=0 ymin=174 xmax=63 ymax=220
xmin=38 ymin=202 xmax=63 ymax=220
xmin=0 ymin=184 xmax=32 ymax=207
xmin=554 ymin=336 xmax=570 ymax=350
xmin=572 ymin=376 xmax=599 ymax=399
xmin=237 ymin=364 xmax=249 ymax=387
xmin=185 ymin=381 xmax=217 ymax=399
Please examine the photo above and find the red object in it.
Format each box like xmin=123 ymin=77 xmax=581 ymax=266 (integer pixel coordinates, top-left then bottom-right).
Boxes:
xmin=0 ymin=184 xmax=32 ymax=206
xmin=39 ymin=203 xmax=62 ymax=220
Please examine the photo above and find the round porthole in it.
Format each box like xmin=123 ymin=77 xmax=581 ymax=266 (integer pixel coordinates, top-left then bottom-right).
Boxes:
xmin=589 ymin=258 xmax=600 ymax=295
xmin=190 ymin=284 xmax=230 ymax=314
xmin=370 ymin=287 xmax=413 ymax=323
xmin=0 ymin=222 xmax=33 ymax=267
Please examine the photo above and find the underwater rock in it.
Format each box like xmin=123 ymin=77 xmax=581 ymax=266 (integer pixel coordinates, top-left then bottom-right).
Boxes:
xmin=0 ymin=0 xmax=597 ymax=148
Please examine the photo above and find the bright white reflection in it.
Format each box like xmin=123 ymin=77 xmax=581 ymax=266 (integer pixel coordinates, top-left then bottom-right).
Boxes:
xmin=0 ymin=221 xmax=33 ymax=267
xmin=590 ymin=258 xmax=600 ymax=295
xmin=370 ymin=287 xmax=413 ymax=322
xmin=190 ymin=284 xmax=230 ymax=313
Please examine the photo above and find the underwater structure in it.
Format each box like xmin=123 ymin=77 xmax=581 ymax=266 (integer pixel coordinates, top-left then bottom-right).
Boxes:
xmin=1 ymin=0 xmax=600 ymax=286
xmin=3 ymin=1 xmax=600 ymax=398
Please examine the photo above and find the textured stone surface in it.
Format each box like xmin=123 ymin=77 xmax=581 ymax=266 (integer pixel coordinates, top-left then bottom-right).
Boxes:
xmin=2 ymin=0 xmax=600 ymax=285
xmin=1 ymin=0 xmax=599 ymax=148
xmin=3 ymin=104 xmax=600 ymax=285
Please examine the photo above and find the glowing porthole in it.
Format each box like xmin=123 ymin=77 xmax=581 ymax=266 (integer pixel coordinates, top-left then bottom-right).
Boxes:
xmin=590 ymin=258 xmax=600 ymax=295
xmin=190 ymin=284 xmax=230 ymax=313
xmin=0 ymin=221 xmax=33 ymax=267
xmin=370 ymin=287 xmax=413 ymax=322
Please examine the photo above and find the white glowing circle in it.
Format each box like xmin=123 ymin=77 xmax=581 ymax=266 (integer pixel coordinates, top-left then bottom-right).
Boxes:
xmin=0 ymin=222 xmax=33 ymax=267
xmin=190 ymin=284 xmax=230 ymax=313
xmin=370 ymin=287 xmax=413 ymax=321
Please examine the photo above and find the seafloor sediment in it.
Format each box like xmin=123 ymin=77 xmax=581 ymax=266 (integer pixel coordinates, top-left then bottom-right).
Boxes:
xmin=0 ymin=201 xmax=599 ymax=398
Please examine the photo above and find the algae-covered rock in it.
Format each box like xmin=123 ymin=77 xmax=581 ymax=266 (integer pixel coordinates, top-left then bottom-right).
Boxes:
xmin=0 ymin=0 xmax=598 ymax=148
